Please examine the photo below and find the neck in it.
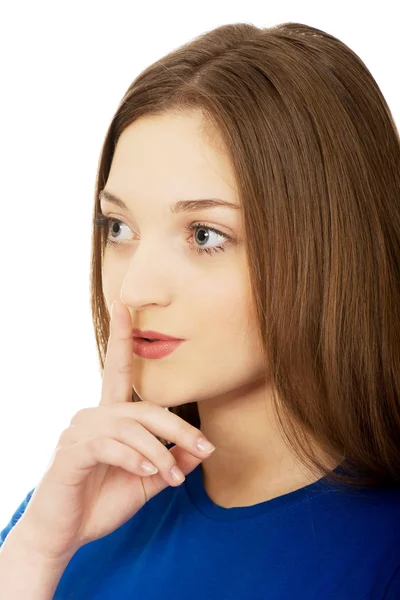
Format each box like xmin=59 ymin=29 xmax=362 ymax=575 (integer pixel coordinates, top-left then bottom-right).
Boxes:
xmin=196 ymin=381 xmax=338 ymax=508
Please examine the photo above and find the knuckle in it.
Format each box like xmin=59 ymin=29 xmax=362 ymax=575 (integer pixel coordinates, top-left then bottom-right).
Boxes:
xmin=115 ymin=361 xmax=132 ymax=376
xmin=115 ymin=416 xmax=139 ymax=438
xmin=58 ymin=427 xmax=74 ymax=446
xmin=70 ymin=407 xmax=91 ymax=425
xmin=176 ymin=421 xmax=195 ymax=445
xmin=87 ymin=435 xmax=107 ymax=456
xmin=136 ymin=399 xmax=150 ymax=410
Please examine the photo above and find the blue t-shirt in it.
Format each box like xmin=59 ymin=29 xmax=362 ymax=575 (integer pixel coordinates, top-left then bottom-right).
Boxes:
xmin=2 ymin=459 xmax=400 ymax=599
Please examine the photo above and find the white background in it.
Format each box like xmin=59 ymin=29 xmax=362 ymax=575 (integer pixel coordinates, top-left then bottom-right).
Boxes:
xmin=0 ymin=0 xmax=398 ymax=526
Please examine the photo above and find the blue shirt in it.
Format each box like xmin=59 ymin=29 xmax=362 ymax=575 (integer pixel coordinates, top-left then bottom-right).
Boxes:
xmin=2 ymin=457 xmax=400 ymax=599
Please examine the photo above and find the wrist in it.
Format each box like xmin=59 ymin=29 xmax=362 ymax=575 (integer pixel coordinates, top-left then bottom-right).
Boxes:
xmin=0 ymin=523 xmax=72 ymax=600
xmin=4 ymin=518 xmax=76 ymax=568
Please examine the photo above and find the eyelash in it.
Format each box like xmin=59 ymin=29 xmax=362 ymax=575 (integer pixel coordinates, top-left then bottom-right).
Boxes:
xmin=93 ymin=213 xmax=233 ymax=257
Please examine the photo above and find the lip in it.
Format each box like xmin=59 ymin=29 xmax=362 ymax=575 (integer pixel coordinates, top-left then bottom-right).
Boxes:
xmin=132 ymin=338 xmax=184 ymax=359
xmin=132 ymin=329 xmax=182 ymax=341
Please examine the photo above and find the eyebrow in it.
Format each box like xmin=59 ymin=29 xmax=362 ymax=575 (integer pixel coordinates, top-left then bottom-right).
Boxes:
xmin=99 ymin=189 xmax=241 ymax=214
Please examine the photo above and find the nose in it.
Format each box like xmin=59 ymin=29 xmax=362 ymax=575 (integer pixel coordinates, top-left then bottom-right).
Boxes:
xmin=119 ymin=239 xmax=172 ymax=310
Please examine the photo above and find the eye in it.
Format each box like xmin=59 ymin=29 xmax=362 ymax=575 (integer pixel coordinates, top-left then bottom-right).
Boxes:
xmin=93 ymin=214 xmax=133 ymax=246
xmin=185 ymin=222 xmax=233 ymax=256
xmin=93 ymin=214 xmax=234 ymax=257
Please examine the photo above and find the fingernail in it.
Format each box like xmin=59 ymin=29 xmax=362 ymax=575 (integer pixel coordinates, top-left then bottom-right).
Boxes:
xmin=197 ymin=438 xmax=216 ymax=453
xmin=141 ymin=460 xmax=158 ymax=474
xmin=170 ymin=465 xmax=185 ymax=482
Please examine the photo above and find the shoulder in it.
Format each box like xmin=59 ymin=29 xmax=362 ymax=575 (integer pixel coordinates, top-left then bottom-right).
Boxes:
xmin=0 ymin=488 xmax=35 ymax=547
xmin=383 ymin=564 xmax=400 ymax=599
xmin=333 ymin=484 xmax=400 ymax=586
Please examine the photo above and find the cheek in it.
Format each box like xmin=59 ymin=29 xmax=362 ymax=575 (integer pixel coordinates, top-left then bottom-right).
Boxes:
xmin=194 ymin=269 xmax=258 ymax=345
xmin=190 ymin=281 xmax=266 ymax=402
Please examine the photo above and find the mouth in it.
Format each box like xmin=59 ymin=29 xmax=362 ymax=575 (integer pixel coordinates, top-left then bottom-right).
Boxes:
xmin=132 ymin=336 xmax=184 ymax=359
xmin=132 ymin=328 xmax=182 ymax=342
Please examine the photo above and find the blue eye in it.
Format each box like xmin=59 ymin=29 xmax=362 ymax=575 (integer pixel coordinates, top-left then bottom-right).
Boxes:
xmin=93 ymin=214 xmax=233 ymax=257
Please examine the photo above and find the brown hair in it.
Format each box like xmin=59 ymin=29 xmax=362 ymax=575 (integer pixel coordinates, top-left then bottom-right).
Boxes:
xmin=90 ymin=21 xmax=400 ymax=490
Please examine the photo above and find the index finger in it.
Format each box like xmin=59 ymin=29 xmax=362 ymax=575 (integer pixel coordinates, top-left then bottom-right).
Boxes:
xmin=100 ymin=300 xmax=134 ymax=405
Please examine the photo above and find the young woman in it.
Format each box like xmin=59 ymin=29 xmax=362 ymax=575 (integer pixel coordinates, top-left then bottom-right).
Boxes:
xmin=1 ymin=21 xmax=400 ymax=599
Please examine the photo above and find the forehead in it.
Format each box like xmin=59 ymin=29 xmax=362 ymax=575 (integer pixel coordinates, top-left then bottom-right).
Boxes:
xmin=105 ymin=111 xmax=238 ymax=209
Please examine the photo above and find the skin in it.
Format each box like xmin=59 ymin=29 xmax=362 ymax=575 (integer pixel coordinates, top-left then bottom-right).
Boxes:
xmin=101 ymin=109 xmax=334 ymax=508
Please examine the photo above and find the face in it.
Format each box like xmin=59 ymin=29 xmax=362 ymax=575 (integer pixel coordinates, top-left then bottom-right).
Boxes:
xmin=101 ymin=110 xmax=266 ymax=409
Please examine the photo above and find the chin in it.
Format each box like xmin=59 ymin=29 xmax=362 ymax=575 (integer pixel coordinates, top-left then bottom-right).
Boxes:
xmin=133 ymin=385 xmax=175 ymax=405
xmin=133 ymin=385 xmax=197 ymax=409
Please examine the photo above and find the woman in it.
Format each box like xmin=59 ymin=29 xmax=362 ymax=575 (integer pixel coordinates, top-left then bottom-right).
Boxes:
xmin=1 ymin=21 xmax=400 ymax=599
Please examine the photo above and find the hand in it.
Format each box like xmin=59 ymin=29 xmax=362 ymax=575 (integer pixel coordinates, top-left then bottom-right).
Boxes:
xmin=18 ymin=300 xmax=215 ymax=562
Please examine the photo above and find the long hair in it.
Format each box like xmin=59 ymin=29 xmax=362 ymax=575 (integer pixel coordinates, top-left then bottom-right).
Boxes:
xmin=90 ymin=22 xmax=400 ymax=490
